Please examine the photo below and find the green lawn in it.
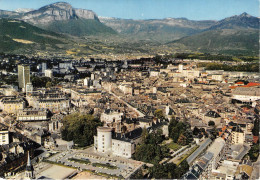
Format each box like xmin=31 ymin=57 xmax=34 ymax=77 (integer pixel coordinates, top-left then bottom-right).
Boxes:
xmin=68 ymin=158 xmax=91 ymax=165
xmin=92 ymin=162 xmax=118 ymax=169
xmin=167 ymin=142 xmax=182 ymax=151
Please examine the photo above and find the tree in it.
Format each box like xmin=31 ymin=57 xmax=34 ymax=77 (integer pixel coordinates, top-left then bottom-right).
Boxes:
xmin=61 ymin=113 xmax=103 ymax=147
xmin=168 ymin=120 xmax=192 ymax=145
xmin=141 ymin=127 xmax=148 ymax=143
xmin=46 ymin=81 xmax=52 ymax=88
xmin=133 ymin=130 xmax=168 ymax=164
xmin=248 ymin=144 xmax=259 ymax=162
xmin=208 ymin=121 xmax=215 ymax=126
xmin=149 ymin=163 xmax=177 ymax=179
xmin=148 ymin=161 xmax=189 ymax=179
xmin=210 ymin=126 xmax=218 ymax=140
xmin=193 ymin=126 xmax=200 ymax=136
xmin=174 ymin=160 xmax=189 ymax=178
xmin=177 ymin=133 xmax=187 ymax=146
xmin=252 ymin=118 xmax=259 ymax=136
xmin=131 ymin=168 xmax=144 ymax=179
xmin=154 ymin=109 xmax=164 ymax=119
xmin=31 ymin=76 xmax=51 ymax=88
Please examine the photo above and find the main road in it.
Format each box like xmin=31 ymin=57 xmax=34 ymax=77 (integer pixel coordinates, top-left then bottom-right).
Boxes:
xmin=107 ymin=90 xmax=145 ymax=118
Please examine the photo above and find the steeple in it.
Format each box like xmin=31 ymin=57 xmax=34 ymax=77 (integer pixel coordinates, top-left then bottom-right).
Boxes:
xmin=25 ymin=151 xmax=34 ymax=179
xmin=26 ymin=151 xmax=32 ymax=170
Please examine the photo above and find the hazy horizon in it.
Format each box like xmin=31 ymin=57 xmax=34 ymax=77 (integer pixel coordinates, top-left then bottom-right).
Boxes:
xmin=0 ymin=0 xmax=258 ymax=21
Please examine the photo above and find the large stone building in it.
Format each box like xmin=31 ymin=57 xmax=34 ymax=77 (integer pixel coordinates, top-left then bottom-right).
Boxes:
xmin=0 ymin=96 xmax=25 ymax=114
xmin=71 ymin=88 xmax=102 ymax=107
xmin=94 ymin=127 xmax=142 ymax=158
xmin=100 ymin=109 xmax=123 ymax=125
xmin=48 ymin=113 xmax=64 ymax=133
xmin=17 ymin=108 xmax=48 ymax=121
xmin=38 ymin=99 xmax=70 ymax=113
xmin=232 ymin=86 xmax=260 ymax=103
xmin=26 ymin=90 xmax=70 ymax=113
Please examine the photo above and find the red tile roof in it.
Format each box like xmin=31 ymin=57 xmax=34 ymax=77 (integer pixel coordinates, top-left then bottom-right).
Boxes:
xmin=230 ymin=82 xmax=260 ymax=89
xmin=236 ymin=82 xmax=244 ymax=84
xmin=253 ymin=136 xmax=259 ymax=144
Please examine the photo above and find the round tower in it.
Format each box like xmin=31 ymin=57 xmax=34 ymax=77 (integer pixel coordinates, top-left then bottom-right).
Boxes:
xmin=97 ymin=127 xmax=112 ymax=153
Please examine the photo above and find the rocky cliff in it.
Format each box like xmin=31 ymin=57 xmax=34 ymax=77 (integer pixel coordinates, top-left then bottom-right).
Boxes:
xmin=21 ymin=2 xmax=98 ymax=24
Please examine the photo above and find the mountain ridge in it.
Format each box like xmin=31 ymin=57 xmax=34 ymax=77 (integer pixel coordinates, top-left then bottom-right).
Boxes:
xmin=0 ymin=2 xmax=116 ymax=36
xmin=207 ymin=12 xmax=259 ymax=30
xmin=0 ymin=2 xmax=258 ymax=56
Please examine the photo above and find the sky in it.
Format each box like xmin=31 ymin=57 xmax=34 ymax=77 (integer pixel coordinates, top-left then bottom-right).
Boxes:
xmin=0 ymin=0 xmax=258 ymax=20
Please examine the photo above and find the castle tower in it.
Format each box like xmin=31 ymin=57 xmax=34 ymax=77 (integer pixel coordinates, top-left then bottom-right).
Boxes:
xmin=24 ymin=151 xmax=34 ymax=180
xmin=96 ymin=127 xmax=112 ymax=153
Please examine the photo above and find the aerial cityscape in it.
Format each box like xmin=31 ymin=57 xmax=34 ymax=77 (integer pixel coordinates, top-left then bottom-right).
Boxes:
xmin=0 ymin=0 xmax=259 ymax=179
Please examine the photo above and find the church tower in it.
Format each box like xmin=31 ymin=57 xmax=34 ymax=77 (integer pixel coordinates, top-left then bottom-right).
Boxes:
xmin=24 ymin=151 xmax=34 ymax=179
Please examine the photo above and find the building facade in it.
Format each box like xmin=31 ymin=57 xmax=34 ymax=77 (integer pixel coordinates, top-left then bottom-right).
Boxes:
xmin=94 ymin=127 xmax=141 ymax=158
xmin=0 ymin=127 xmax=9 ymax=145
xmin=0 ymin=97 xmax=25 ymax=114
xmin=18 ymin=64 xmax=30 ymax=91
xmin=45 ymin=69 xmax=53 ymax=78
xmin=17 ymin=108 xmax=48 ymax=121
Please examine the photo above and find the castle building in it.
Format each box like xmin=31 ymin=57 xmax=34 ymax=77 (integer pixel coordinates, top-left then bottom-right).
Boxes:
xmin=94 ymin=127 xmax=142 ymax=158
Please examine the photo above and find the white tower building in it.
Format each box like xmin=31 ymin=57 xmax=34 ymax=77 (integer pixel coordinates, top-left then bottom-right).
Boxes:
xmin=95 ymin=127 xmax=112 ymax=153
xmin=178 ymin=64 xmax=183 ymax=72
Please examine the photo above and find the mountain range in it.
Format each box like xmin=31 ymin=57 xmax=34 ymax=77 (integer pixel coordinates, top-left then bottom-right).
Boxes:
xmin=0 ymin=2 xmax=259 ymax=56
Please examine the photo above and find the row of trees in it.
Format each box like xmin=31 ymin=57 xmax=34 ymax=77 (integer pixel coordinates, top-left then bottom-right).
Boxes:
xmin=31 ymin=76 xmax=65 ymax=88
xmin=0 ymin=74 xmax=18 ymax=86
xmin=197 ymin=62 xmax=259 ymax=72
xmin=248 ymin=117 xmax=259 ymax=162
xmin=31 ymin=76 xmax=52 ymax=88
xmin=252 ymin=117 xmax=259 ymax=136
